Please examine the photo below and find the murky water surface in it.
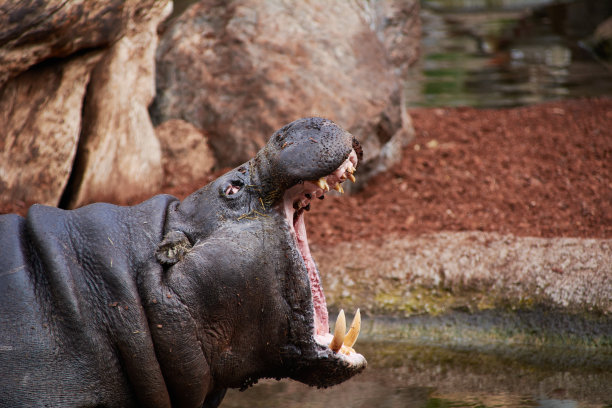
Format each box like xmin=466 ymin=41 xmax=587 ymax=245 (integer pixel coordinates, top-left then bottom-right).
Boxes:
xmin=224 ymin=341 xmax=612 ymax=407
xmin=406 ymin=0 xmax=612 ymax=108
xmin=224 ymin=312 xmax=612 ymax=408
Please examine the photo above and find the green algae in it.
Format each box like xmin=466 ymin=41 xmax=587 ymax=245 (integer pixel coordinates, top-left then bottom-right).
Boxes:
xmin=330 ymin=281 xmax=604 ymax=321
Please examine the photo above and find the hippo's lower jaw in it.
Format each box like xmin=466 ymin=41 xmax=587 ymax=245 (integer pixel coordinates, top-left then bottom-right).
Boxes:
xmin=280 ymin=148 xmax=367 ymax=384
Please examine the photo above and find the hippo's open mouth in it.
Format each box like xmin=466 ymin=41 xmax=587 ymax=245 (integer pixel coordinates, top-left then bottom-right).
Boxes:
xmin=280 ymin=149 xmax=364 ymax=364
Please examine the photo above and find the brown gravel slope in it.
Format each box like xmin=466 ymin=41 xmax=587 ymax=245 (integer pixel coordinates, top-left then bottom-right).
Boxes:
xmin=307 ymin=98 xmax=612 ymax=245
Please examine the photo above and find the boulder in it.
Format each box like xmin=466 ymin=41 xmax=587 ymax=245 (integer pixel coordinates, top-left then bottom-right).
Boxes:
xmin=0 ymin=0 xmax=172 ymax=210
xmin=589 ymin=16 xmax=612 ymax=61
xmin=155 ymin=119 xmax=216 ymax=188
xmin=363 ymin=0 xmax=422 ymax=74
xmin=0 ymin=51 xmax=102 ymax=208
xmin=64 ymin=1 xmax=172 ymax=208
xmin=0 ymin=0 xmax=139 ymax=88
xmin=151 ymin=0 xmax=419 ymax=184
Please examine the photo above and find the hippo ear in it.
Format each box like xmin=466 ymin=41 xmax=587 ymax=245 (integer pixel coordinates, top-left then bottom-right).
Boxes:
xmin=156 ymin=230 xmax=193 ymax=266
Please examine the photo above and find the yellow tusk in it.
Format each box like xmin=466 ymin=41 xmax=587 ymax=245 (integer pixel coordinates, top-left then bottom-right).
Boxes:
xmin=333 ymin=184 xmax=344 ymax=194
xmin=329 ymin=310 xmax=346 ymax=353
xmin=348 ymin=173 xmax=356 ymax=183
xmin=343 ymin=309 xmax=361 ymax=348
xmin=315 ymin=178 xmax=330 ymax=192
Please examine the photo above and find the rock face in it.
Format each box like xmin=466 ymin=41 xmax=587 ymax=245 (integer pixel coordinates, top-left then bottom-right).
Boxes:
xmin=0 ymin=52 xmax=102 ymax=208
xmin=0 ymin=0 xmax=171 ymax=209
xmin=152 ymin=0 xmax=419 ymax=183
xmin=365 ymin=0 xmax=422 ymax=74
xmin=314 ymin=232 xmax=612 ymax=315
xmin=0 ymin=0 xmax=130 ymax=88
xmin=589 ymin=16 xmax=612 ymax=61
xmin=63 ymin=1 xmax=171 ymax=208
xmin=155 ymin=119 xmax=216 ymax=188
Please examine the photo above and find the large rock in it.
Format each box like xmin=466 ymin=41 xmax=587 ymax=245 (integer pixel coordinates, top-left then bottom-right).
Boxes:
xmin=64 ymin=1 xmax=172 ymax=208
xmin=364 ymin=0 xmax=422 ymax=74
xmin=589 ymin=16 xmax=612 ymax=61
xmin=0 ymin=52 xmax=102 ymax=208
xmin=0 ymin=0 xmax=141 ymax=88
xmin=155 ymin=119 xmax=216 ymax=188
xmin=152 ymin=0 xmax=419 ymax=183
xmin=0 ymin=0 xmax=172 ymax=210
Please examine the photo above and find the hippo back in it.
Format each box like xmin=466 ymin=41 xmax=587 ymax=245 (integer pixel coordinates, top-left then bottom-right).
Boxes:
xmin=0 ymin=196 xmax=176 ymax=407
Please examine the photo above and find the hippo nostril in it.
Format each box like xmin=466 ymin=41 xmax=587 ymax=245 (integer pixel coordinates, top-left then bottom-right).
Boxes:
xmin=225 ymin=185 xmax=241 ymax=195
xmin=223 ymin=179 xmax=244 ymax=196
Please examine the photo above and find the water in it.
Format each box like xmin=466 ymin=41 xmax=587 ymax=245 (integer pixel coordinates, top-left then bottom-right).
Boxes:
xmin=405 ymin=0 xmax=612 ymax=108
xmin=223 ymin=312 xmax=612 ymax=407
xmin=223 ymin=341 xmax=612 ymax=407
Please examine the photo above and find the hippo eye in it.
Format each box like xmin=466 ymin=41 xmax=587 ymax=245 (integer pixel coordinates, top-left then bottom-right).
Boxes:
xmin=223 ymin=179 xmax=244 ymax=196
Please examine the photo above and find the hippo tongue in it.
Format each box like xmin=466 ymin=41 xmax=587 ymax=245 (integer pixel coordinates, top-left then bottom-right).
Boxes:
xmin=281 ymin=150 xmax=358 ymax=338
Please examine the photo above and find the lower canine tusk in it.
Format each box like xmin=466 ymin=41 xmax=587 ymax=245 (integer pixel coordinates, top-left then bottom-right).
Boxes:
xmin=329 ymin=310 xmax=346 ymax=352
xmin=343 ymin=309 xmax=361 ymax=348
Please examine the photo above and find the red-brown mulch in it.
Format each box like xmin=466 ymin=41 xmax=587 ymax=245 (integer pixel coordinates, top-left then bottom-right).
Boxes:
xmin=307 ymin=98 xmax=612 ymax=245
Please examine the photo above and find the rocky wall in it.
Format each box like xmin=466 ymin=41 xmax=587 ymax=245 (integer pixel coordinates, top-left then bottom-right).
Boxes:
xmin=151 ymin=0 xmax=420 ymax=188
xmin=1 ymin=0 xmax=420 ymax=208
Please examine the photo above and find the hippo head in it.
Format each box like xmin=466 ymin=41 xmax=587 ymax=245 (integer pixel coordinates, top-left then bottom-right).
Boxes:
xmin=151 ymin=117 xmax=366 ymax=405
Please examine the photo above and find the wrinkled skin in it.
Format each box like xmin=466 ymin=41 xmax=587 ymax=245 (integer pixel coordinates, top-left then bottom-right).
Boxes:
xmin=0 ymin=117 xmax=366 ymax=407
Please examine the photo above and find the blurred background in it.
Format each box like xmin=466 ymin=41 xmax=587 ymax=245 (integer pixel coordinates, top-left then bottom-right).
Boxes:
xmin=409 ymin=0 xmax=612 ymax=108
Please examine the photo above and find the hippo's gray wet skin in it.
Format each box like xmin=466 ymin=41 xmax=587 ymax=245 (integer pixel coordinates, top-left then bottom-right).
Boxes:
xmin=0 ymin=117 xmax=366 ymax=407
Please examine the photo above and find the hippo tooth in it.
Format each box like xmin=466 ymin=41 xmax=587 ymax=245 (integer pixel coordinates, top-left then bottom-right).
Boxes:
xmin=347 ymin=173 xmax=356 ymax=183
xmin=316 ymin=178 xmax=330 ymax=192
xmin=329 ymin=309 xmax=346 ymax=353
xmin=343 ymin=309 xmax=361 ymax=348
xmin=333 ymin=184 xmax=344 ymax=194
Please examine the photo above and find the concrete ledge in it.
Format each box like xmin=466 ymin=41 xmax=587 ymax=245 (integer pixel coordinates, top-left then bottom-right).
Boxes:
xmin=313 ymin=232 xmax=612 ymax=316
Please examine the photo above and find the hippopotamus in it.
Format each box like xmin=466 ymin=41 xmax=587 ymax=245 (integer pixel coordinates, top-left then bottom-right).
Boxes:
xmin=0 ymin=117 xmax=366 ymax=407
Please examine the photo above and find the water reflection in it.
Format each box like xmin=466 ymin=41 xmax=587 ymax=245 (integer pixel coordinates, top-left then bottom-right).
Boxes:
xmin=223 ymin=341 xmax=612 ymax=407
xmin=407 ymin=0 xmax=612 ymax=108
xmin=538 ymin=400 xmax=578 ymax=408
